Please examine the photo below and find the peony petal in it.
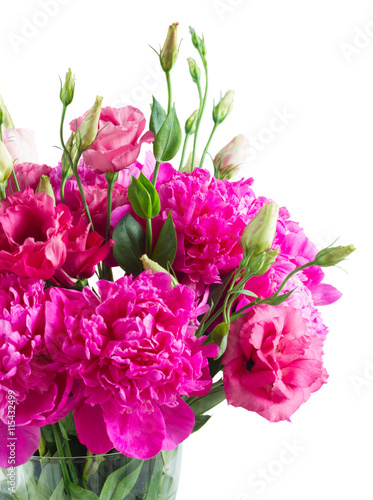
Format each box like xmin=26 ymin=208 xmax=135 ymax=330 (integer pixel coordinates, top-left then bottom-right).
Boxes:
xmin=161 ymin=397 xmax=195 ymax=451
xmin=0 ymin=421 xmax=40 ymax=467
xmin=74 ymin=403 xmax=114 ymax=455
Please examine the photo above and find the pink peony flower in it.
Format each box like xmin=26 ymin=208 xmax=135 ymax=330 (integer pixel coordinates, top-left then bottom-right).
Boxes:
xmin=5 ymin=162 xmax=52 ymax=196
xmin=44 ymin=272 xmax=218 ymax=459
xmin=222 ymin=305 xmax=328 ymax=422
xmin=0 ymin=275 xmax=76 ymax=467
xmin=155 ymin=164 xmax=256 ymax=285
xmin=3 ymin=128 xmax=38 ymax=164
xmin=71 ymin=106 xmax=154 ymax=174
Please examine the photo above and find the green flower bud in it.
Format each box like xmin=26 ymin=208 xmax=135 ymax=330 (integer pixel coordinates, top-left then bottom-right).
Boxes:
xmin=77 ymin=96 xmax=103 ymax=151
xmin=60 ymin=68 xmax=75 ymax=106
xmin=241 ymin=203 xmax=279 ymax=258
xmin=213 ymin=90 xmax=235 ymax=124
xmin=35 ymin=175 xmax=56 ymax=204
xmin=185 ymin=109 xmax=199 ymax=135
xmin=187 ymin=57 xmax=201 ymax=84
xmin=189 ymin=27 xmax=207 ymax=58
xmin=140 ymin=254 xmax=178 ymax=286
xmin=0 ymin=93 xmax=14 ymax=129
xmin=0 ymin=139 xmax=14 ymax=184
xmin=160 ymin=22 xmax=179 ymax=72
xmin=314 ymin=244 xmax=356 ymax=267
xmin=214 ymin=134 xmax=250 ymax=180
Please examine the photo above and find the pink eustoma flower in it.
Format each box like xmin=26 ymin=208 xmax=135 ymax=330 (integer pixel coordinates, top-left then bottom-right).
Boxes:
xmin=71 ymin=106 xmax=154 ymax=174
xmin=5 ymin=162 xmax=52 ymax=196
xmin=222 ymin=305 xmax=328 ymax=422
xmin=44 ymin=272 xmax=218 ymax=459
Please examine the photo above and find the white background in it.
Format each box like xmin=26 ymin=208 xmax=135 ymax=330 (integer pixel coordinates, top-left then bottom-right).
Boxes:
xmin=1 ymin=1 xmax=372 ymax=499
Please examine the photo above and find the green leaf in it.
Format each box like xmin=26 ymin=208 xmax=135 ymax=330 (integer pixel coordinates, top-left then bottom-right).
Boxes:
xmin=49 ymin=479 xmax=67 ymax=500
xmin=36 ymin=463 xmax=62 ymax=499
xmin=99 ymin=459 xmax=143 ymax=500
xmin=231 ymin=289 xmax=258 ymax=298
xmin=128 ymin=175 xmax=160 ymax=219
xmin=150 ymin=96 xmax=167 ymax=136
xmin=138 ymin=173 xmax=160 ymax=217
xmin=65 ymin=480 xmax=99 ymax=499
xmin=264 ymin=289 xmax=295 ymax=306
xmin=204 ymin=322 xmax=230 ymax=359
xmin=153 ymin=106 xmax=182 ymax=162
xmin=146 ymin=454 xmax=164 ymax=500
xmin=128 ymin=175 xmax=153 ymax=219
xmin=158 ymin=475 xmax=174 ymax=500
xmin=112 ymin=214 xmax=146 ymax=277
xmin=188 ymin=383 xmax=226 ymax=416
xmin=192 ymin=414 xmax=211 ymax=433
xmin=151 ymin=212 xmax=177 ymax=269
xmin=0 ymin=479 xmax=17 ymax=500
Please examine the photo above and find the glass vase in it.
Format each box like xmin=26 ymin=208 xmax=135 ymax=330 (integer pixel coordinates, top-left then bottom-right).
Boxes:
xmin=0 ymin=447 xmax=181 ymax=499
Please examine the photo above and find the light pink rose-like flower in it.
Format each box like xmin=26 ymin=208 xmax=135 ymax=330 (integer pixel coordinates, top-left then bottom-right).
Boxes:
xmin=0 ymin=275 xmax=76 ymax=467
xmin=44 ymin=272 xmax=218 ymax=459
xmin=222 ymin=305 xmax=328 ymax=422
xmin=70 ymin=106 xmax=154 ymax=174
xmin=3 ymin=128 xmax=38 ymax=164
xmin=5 ymin=162 xmax=52 ymax=196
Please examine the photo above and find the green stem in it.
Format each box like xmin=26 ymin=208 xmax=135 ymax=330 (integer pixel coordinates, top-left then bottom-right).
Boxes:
xmin=73 ymin=167 xmax=94 ymax=230
xmin=152 ymin=161 xmax=161 ymax=186
xmin=59 ymin=104 xmax=75 ymax=205
xmin=178 ymin=132 xmax=190 ymax=171
xmin=200 ymin=121 xmax=218 ymax=170
xmin=105 ymin=172 xmax=117 ymax=243
xmin=166 ymin=71 xmax=172 ymax=115
xmin=12 ymin=170 xmax=20 ymax=192
xmin=63 ymin=437 xmax=80 ymax=485
xmin=146 ymin=218 xmax=153 ymax=257
xmin=52 ymin=424 xmax=71 ymax=494
xmin=60 ymin=175 xmax=67 ymax=204
xmin=270 ymin=262 xmax=312 ymax=298
xmin=0 ymin=183 xmax=6 ymax=200
xmin=191 ymin=77 xmax=204 ymax=170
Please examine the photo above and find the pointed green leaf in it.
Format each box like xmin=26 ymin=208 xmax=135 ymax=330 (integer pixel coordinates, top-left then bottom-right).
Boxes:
xmin=99 ymin=459 xmax=143 ymax=500
xmin=138 ymin=173 xmax=160 ymax=217
xmin=128 ymin=175 xmax=152 ymax=219
xmin=112 ymin=213 xmax=145 ymax=277
xmin=192 ymin=414 xmax=211 ymax=433
xmin=49 ymin=479 xmax=67 ymax=500
xmin=204 ymin=322 xmax=230 ymax=359
xmin=264 ymin=289 xmax=295 ymax=306
xmin=146 ymin=454 xmax=164 ymax=500
xmin=152 ymin=211 xmax=177 ymax=269
xmin=150 ymin=96 xmax=167 ymax=135
xmin=153 ymin=106 xmax=182 ymax=162
xmin=188 ymin=383 xmax=226 ymax=416
xmin=231 ymin=289 xmax=258 ymax=298
xmin=65 ymin=480 xmax=99 ymax=499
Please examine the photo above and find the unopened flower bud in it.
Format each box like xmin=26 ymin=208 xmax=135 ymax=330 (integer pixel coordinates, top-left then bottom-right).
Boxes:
xmin=36 ymin=175 xmax=56 ymax=204
xmin=214 ymin=134 xmax=250 ymax=180
xmin=185 ymin=109 xmax=199 ymax=135
xmin=213 ymin=90 xmax=235 ymax=124
xmin=188 ymin=58 xmax=201 ymax=84
xmin=314 ymin=244 xmax=356 ymax=267
xmin=160 ymin=22 xmax=179 ymax=72
xmin=140 ymin=254 xmax=178 ymax=286
xmin=0 ymin=93 xmax=14 ymax=128
xmin=0 ymin=139 xmax=14 ymax=184
xmin=241 ymin=203 xmax=279 ymax=258
xmin=189 ymin=27 xmax=207 ymax=58
xmin=60 ymin=68 xmax=75 ymax=106
xmin=77 ymin=96 xmax=103 ymax=151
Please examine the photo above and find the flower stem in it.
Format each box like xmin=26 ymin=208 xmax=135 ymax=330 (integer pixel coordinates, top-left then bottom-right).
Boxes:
xmin=178 ymin=132 xmax=190 ymax=171
xmin=52 ymin=424 xmax=71 ymax=494
xmin=73 ymin=168 xmax=95 ymax=231
xmin=152 ymin=161 xmax=161 ymax=186
xmin=105 ymin=172 xmax=117 ymax=244
xmin=191 ymin=76 xmax=205 ymax=170
xmin=200 ymin=122 xmax=218 ymax=169
xmin=166 ymin=71 xmax=172 ymax=115
xmin=146 ymin=218 xmax=153 ymax=257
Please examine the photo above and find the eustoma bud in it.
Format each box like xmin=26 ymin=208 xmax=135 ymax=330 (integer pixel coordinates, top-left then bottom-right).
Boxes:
xmin=188 ymin=57 xmax=201 ymax=84
xmin=140 ymin=254 xmax=178 ymax=286
xmin=214 ymin=134 xmax=250 ymax=179
xmin=213 ymin=90 xmax=235 ymax=124
xmin=185 ymin=109 xmax=199 ymax=135
xmin=160 ymin=22 xmax=179 ymax=72
xmin=314 ymin=244 xmax=356 ymax=267
xmin=77 ymin=96 xmax=103 ymax=151
xmin=60 ymin=68 xmax=75 ymax=106
xmin=0 ymin=93 xmax=14 ymax=129
xmin=36 ymin=175 xmax=56 ymax=204
xmin=0 ymin=139 xmax=14 ymax=184
xmin=241 ymin=203 xmax=279 ymax=258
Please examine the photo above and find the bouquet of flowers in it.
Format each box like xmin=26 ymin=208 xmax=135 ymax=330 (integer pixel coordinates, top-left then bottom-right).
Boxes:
xmin=0 ymin=23 xmax=354 ymax=500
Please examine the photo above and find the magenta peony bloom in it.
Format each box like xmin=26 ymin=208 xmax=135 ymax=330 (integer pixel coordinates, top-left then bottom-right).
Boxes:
xmin=0 ymin=274 xmax=76 ymax=467
xmin=5 ymin=162 xmax=52 ymax=196
xmin=222 ymin=305 xmax=328 ymax=422
xmin=155 ymin=164 xmax=256 ymax=285
xmin=44 ymin=272 xmax=218 ymax=459
xmin=71 ymin=106 xmax=154 ymax=174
